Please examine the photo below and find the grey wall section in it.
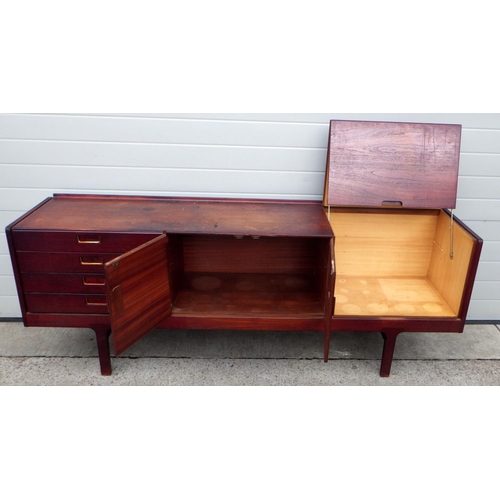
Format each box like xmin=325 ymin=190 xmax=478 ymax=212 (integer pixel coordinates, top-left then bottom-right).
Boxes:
xmin=1 ymin=113 xmax=498 ymax=320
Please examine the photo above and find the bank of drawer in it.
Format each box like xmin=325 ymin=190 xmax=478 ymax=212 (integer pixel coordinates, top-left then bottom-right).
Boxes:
xmin=17 ymin=252 xmax=121 ymax=273
xmin=21 ymin=273 xmax=107 ymax=293
xmin=25 ymin=293 xmax=109 ymax=314
xmin=12 ymin=231 xmax=159 ymax=252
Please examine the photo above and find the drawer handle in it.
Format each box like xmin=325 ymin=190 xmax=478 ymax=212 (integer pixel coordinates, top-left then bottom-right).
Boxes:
xmin=77 ymin=235 xmax=102 ymax=244
xmin=80 ymin=257 xmax=104 ymax=266
xmin=83 ymin=277 xmax=106 ymax=286
xmin=85 ymin=298 xmax=108 ymax=307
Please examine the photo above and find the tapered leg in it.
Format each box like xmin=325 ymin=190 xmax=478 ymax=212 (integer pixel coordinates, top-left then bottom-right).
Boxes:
xmin=323 ymin=297 xmax=334 ymax=363
xmin=93 ymin=326 xmax=112 ymax=376
xmin=380 ymin=329 xmax=402 ymax=377
xmin=324 ymin=328 xmax=331 ymax=363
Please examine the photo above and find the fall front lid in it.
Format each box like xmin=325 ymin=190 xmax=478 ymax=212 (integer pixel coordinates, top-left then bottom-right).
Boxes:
xmin=323 ymin=120 xmax=462 ymax=209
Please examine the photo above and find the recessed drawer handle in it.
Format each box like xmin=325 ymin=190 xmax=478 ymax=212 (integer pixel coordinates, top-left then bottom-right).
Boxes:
xmin=85 ymin=298 xmax=108 ymax=307
xmin=83 ymin=277 xmax=106 ymax=286
xmin=77 ymin=235 xmax=102 ymax=244
xmin=80 ymin=257 xmax=104 ymax=266
xmin=381 ymin=200 xmax=403 ymax=207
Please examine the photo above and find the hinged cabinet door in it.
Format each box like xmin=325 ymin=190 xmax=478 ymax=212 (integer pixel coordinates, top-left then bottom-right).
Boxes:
xmin=325 ymin=237 xmax=335 ymax=320
xmin=104 ymin=233 xmax=171 ymax=355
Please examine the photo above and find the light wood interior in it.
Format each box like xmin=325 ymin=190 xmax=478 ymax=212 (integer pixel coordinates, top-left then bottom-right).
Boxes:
xmin=428 ymin=211 xmax=475 ymax=315
xmin=327 ymin=209 xmax=475 ymax=317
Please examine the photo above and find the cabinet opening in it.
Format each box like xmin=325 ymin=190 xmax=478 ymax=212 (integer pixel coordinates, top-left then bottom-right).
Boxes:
xmin=327 ymin=209 xmax=475 ymax=318
xmin=168 ymin=235 xmax=329 ymax=318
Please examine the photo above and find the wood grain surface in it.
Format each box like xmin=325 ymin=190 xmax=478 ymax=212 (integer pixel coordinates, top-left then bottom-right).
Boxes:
xmin=104 ymin=234 xmax=171 ymax=355
xmin=324 ymin=120 xmax=461 ymax=208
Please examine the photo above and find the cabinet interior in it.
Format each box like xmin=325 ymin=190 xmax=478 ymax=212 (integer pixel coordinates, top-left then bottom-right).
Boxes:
xmin=167 ymin=235 xmax=328 ymax=318
xmin=327 ymin=208 xmax=475 ymax=317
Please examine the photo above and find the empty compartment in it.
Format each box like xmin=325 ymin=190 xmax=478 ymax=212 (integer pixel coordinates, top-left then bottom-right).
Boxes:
xmin=170 ymin=235 xmax=329 ymax=318
xmin=327 ymin=208 xmax=476 ymax=317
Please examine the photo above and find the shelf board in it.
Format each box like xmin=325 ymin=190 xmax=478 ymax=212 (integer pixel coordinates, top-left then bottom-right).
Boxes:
xmin=172 ymin=272 xmax=324 ymax=318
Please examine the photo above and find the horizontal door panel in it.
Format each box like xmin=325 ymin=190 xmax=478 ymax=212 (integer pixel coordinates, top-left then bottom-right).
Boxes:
xmin=17 ymin=252 xmax=121 ymax=273
xmin=13 ymin=231 xmax=159 ymax=252
xmin=21 ymin=273 xmax=107 ymax=293
xmin=25 ymin=293 xmax=109 ymax=314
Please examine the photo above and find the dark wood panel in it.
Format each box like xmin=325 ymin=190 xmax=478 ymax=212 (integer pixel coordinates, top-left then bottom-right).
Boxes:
xmin=166 ymin=234 xmax=184 ymax=300
xmin=12 ymin=195 xmax=333 ymax=238
xmin=316 ymin=238 xmax=334 ymax=311
xmin=21 ymin=273 xmax=106 ymax=293
xmin=324 ymin=120 xmax=461 ymax=209
xmin=105 ymin=234 xmax=171 ymax=356
xmin=24 ymin=312 xmax=110 ymax=328
xmin=330 ymin=316 xmax=463 ymax=332
xmin=25 ymin=293 xmax=109 ymax=314
xmin=17 ymin=252 xmax=121 ymax=273
xmin=13 ymin=231 xmax=158 ymax=252
xmin=183 ymin=235 xmax=318 ymax=274
xmin=162 ymin=315 xmax=325 ymax=331
xmin=453 ymin=211 xmax=484 ymax=321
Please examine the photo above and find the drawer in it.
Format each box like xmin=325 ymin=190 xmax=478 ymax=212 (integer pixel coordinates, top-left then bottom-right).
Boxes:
xmin=25 ymin=293 xmax=109 ymax=314
xmin=12 ymin=231 xmax=159 ymax=252
xmin=17 ymin=252 xmax=121 ymax=273
xmin=21 ymin=273 xmax=107 ymax=293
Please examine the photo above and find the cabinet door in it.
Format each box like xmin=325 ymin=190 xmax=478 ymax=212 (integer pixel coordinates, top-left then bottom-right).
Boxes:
xmin=104 ymin=234 xmax=171 ymax=356
xmin=324 ymin=237 xmax=335 ymax=320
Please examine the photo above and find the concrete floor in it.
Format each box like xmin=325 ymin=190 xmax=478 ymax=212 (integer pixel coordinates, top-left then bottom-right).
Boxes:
xmin=1 ymin=321 xmax=500 ymax=385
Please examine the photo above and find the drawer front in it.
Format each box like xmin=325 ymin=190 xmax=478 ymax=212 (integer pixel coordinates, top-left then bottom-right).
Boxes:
xmin=13 ymin=231 xmax=159 ymax=252
xmin=17 ymin=252 xmax=121 ymax=273
xmin=21 ymin=273 xmax=107 ymax=293
xmin=25 ymin=293 xmax=109 ymax=314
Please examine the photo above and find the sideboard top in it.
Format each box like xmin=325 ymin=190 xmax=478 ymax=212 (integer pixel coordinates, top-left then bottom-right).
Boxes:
xmin=12 ymin=194 xmax=333 ymax=238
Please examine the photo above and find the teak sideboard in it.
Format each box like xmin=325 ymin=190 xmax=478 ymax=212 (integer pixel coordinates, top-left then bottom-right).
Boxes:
xmin=5 ymin=120 xmax=483 ymax=377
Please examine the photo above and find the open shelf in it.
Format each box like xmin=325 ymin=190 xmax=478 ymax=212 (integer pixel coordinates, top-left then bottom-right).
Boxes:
xmin=172 ymin=272 xmax=324 ymax=318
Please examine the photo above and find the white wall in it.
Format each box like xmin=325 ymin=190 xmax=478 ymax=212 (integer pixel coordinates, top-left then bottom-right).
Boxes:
xmin=1 ymin=113 xmax=498 ymax=320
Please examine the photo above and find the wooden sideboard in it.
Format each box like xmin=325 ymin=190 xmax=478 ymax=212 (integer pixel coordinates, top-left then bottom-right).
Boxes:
xmin=6 ymin=194 xmax=335 ymax=375
xmin=5 ymin=120 xmax=484 ymax=378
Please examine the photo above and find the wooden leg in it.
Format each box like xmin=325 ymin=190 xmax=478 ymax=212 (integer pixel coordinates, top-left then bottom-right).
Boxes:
xmin=93 ymin=326 xmax=112 ymax=376
xmin=323 ymin=297 xmax=334 ymax=363
xmin=380 ymin=329 xmax=402 ymax=377
xmin=324 ymin=328 xmax=331 ymax=363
